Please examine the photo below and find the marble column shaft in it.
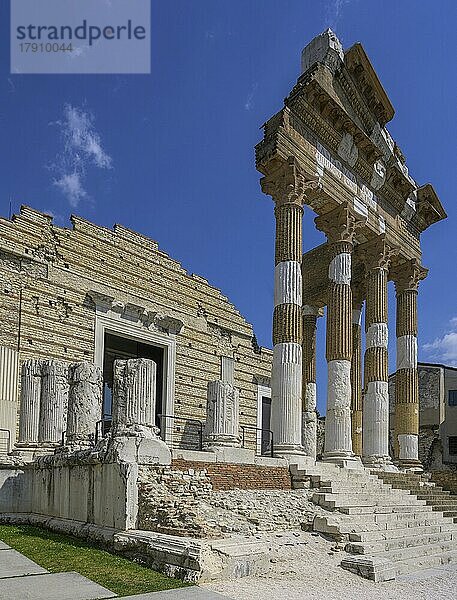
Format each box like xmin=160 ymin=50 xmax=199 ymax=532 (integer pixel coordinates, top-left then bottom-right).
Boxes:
xmin=66 ymin=362 xmax=103 ymax=445
xmin=302 ymin=305 xmax=321 ymax=459
xmin=112 ymin=358 xmax=158 ymax=436
xmin=392 ymin=259 xmax=427 ymax=468
xmin=315 ymin=203 xmax=365 ymax=462
xmin=204 ymin=380 xmax=240 ymax=447
xmin=38 ymin=359 xmax=69 ymax=444
xmin=351 ymin=303 xmax=363 ymax=456
xmin=362 ymin=265 xmax=391 ymax=463
xmin=261 ymin=157 xmax=319 ymax=456
xmin=17 ymin=359 xmax=42 ymax=445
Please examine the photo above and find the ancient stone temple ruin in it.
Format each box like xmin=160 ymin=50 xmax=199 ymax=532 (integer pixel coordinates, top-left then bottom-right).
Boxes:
xmin=1 ymin=30 xmax=456 ymax=584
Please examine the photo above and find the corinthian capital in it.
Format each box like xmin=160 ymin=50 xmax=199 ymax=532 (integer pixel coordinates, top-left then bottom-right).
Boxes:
xmin=260 ymin=156 xmax=320 ymax=207
xmin=356 ymin=234 xmax=399 ymax=272
xmin=315 ymin=202 xmax=366 ymax=246
xmin=391 ymin=258 xmax=428 ymax=293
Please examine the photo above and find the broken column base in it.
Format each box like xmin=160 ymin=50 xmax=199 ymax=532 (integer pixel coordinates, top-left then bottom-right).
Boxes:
xmin=362 ymin=455 xmax=398 ymax=472
xmin=322 ymin=452 xmax=364 ymax=470
xmin=100 ymin=434 xmax=171 ymax=466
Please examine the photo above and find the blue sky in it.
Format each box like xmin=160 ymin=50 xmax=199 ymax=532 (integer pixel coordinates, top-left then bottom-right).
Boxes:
xmin=1 ymin=1 xmax=456 ymax=414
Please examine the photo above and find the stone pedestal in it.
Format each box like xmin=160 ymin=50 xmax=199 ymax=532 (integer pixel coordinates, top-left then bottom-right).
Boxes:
xmin=112 ymin=358 xmax=158 ymax=437
xmin=66 ymin=362 xmax=103 ymax=446
xmin=38 ymin=360 xmax=69 ymax=445
xmin=17 ymin=359 xmax=42 ymax=448
xmin=204 ymin=380 xmax=240 ymax=448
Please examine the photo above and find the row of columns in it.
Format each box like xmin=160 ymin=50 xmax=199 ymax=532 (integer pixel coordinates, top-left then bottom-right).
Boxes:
xmin=16 ymin=357 xmax=160 ymax=453
xmin=262 ymin=157 xmax=426 ymax=470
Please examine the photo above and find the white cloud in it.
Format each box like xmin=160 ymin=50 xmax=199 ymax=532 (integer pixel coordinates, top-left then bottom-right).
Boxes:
xmin=422 ymin=318 xmax=457 ymax=366
xmin=324 ymin=0 xmax=351 ymax=31
xmin=244 ymin=82 xmax=258 ymax=111
xmin=50 ymin=104 xmax=112 ymax=206
xmin=53 ymin=172 xmax=87 ymax=208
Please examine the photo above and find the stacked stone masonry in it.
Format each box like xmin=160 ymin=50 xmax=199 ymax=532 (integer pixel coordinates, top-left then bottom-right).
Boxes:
xmin=0 ymin=206 xmax=272 ymax=443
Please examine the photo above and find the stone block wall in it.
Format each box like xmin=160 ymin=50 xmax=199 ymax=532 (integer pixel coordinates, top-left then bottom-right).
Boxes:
xmin=0 ymin=207 xmax=272 ymax=443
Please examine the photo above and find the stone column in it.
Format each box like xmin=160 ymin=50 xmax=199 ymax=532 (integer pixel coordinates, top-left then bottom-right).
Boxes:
xmin=17 ymin=359 xmax=42 ymax=446
xmin=261 ymin=157 xmax=319 ymax=457
xmin=66 ymin=362 xmax=103 ymax=446
xmin=359 ymin=237 xmax=395 ymax=468
xmin=302 ymin=305 xmax=322 ymax=459
xmin=112 ymin=358 xmax=158 ymax=437
xmin=204 ymin=380 xmax=240 ymax=448
xmin=38 ymin=360 xmax=69 ymax=445
xmin=391 ymin=259 xmax=427 ymax=470
xmin=351 ymin=287 xmax=363 ymax=457
xmin=315 ymin=203 xmax=365 ymax=464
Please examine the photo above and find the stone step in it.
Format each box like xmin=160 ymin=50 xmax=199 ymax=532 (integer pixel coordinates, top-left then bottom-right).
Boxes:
xmin=346 ymin=530 xmax=456 ymax=554
xmin=431 ymin=504 xmax=457 ymax=513
xmin=348 ymin=523 xmax=457 ymax=542
xmin=418 ymin=494 xmax=457 ymax=503
xmin=341 ymin=548 xmax=457 ymax=582
xmin=339 ymin=504 xmax=433 ymax=515
xmin=313 ymin=492 xmax=427 ymax=509
xmin=373 ymin=539 xmax=457 ymax=563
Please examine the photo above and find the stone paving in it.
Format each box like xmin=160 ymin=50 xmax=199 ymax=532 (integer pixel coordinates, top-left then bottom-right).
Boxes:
xmin=0 ymin=536 xmax=233 ymax=599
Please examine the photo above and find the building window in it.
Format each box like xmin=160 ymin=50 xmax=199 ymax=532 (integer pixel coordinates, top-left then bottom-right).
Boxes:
xmin=449 ymin=437 xmax=457 ymax=456
xmin=449 ymin=390 xmax=457 ymax=406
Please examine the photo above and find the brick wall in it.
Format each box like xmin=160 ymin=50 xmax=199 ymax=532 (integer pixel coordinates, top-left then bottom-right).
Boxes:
xmin=171 ymin=459 xmax=292 ymax=491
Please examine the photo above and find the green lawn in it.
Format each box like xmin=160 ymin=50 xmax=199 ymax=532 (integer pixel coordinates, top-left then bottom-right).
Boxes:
xmin=0 ymin=524 xmax=189 ymax=597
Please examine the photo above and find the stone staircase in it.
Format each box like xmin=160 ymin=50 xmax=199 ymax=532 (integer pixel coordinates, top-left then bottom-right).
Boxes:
xmin=291 ymin=461 xmax=457 ymax=582
xmin=375 ymin=471 xmax=457 ymax=523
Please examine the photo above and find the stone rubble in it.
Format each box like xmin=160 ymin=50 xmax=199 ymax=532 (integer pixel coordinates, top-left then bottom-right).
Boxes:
xmin=137 ymin=465 xmax=319 ymax=539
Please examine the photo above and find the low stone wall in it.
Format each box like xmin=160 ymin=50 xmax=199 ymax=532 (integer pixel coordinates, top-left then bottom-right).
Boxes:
xmin=0 ymin=452 xmax=138 ymax=530
xmin=170 ymin=460 xmax=292 ymax=491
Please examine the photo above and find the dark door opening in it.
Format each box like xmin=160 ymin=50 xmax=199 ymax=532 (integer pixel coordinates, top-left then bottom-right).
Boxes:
xmin=102 ymin=332 xmax=164 ymax=432
xmin=261 ymin=395 xmax=272 ymax=455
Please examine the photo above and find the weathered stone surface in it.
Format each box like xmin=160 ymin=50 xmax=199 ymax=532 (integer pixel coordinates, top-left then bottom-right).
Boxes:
xmin=38 ymin=360 xmax=69 ymax=445
xmin=66 ymin=362 xmax=102 ymax=445
xmin=17 ymin=359 xmax=42 ymax=446
xmin=204 ymin=381 xmax=240 ymax=448
xmin=112 ymin=358 xmax=158 ymax=438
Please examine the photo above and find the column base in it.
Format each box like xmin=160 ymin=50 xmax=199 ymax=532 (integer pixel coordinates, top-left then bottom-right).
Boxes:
xmin=362 ymin=455 xmax=398 ymax=472
xmin=323 ymin=452 xmax=363 ymax=470
xmin=273 ymin=444 xmax=306 ymax=459
xmin=395 ymin=458 xmax=423 ymax=473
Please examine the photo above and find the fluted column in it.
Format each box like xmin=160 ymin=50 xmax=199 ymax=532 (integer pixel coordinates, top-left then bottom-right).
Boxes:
xmin=315 ymin=203 xmax=366 ymax=464
xmin=359 ymin=236 xmax=395 ymax=468
xmin=38 ymin=360 xmax=69 ymax=445
xmin=391 ymin=259 xmax=427 ymax=470
xmin=66 ymin=362 xmax=103 ymax=446
xmin=351 ymin=286 xmax=364 ymax=457
xmin=204 ymin=380 xmax=240 ymax=448
xmin=112 ymin=358 xmax=158 ymax=438
xmin=17 ymin=359 xmax=42 ymax=446
xmin=302 ymin=305 xmax=322 ymax=458
xmin=261 ymin=157 xmax=319 ymax=457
